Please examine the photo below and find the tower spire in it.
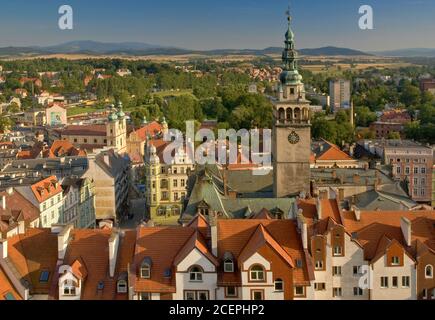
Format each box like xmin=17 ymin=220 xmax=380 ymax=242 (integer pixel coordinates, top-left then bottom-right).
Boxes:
xmin=280 ymin=5 xmax=302 ymax=85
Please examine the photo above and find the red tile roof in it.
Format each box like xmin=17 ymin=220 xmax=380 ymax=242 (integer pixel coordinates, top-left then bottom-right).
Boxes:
xmin=7 ymin=229 xmax=58 ymax=294
xmin=130 ymin=121 xmax=163 ymax=141
xmin=44 ymin=140 xmax=86 ymax=158
xmin=0 ymin=266 xmax=21 ymax=300
xmin=133 ymin=226 xmax=196 ymax=293
xmin=217 ymin=219 xmax=310 ymax=285
xmin=30 ymin=176 xmax=63 ymax=203
xmin=62 ymin=125 xmax=107 ymax=137
xmin=316 ymin=140 xmax=353 ymax=161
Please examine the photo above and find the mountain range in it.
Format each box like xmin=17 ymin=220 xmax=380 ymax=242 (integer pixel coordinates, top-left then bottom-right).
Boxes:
xmin=0 ymin=41 xmax=434 ymax=58
xmin=0 ymin=41 xmax=371 ymax=57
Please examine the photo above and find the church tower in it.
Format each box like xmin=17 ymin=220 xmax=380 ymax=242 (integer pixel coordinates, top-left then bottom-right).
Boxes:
xmin=272 ymin=10 xmax=311 ymax=198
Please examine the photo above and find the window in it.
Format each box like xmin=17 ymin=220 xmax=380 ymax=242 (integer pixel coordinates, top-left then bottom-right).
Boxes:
xmin=274 ymin=279 xmax=284 ymax=292
xmin=405 ymin=167 xmax=410 ymax=174
xmin=249 ymin=265 xmax=265 ymax=281
xmin=333 ymin=246 xmax=343 ymax=256
xmin=421 ymin=189 xmax=425 ymax=196
xmin=140 ymin=259 xmax=151 ymax=279
xmin=414 ymin=178 xmax=419 ymax=185
xmin=421 ymin=167 xmax=426 ymax=174
xmin=396 ymin=167 xmax=401 ymax=174
xmin=139 ymin=292 xmax=151 ymax=300
xmin=296 ymin=259 xmax=303 ymax=268
xmin=314 ymin=283 xmax=326 ymax=291
xmin=402 ymin=276 xmax=410 ymax=288
xmin=392 ymin=276 xmax=398 ymax=288
xmin=294 ymin=286 xmax=305 ymax=297
xmin=332 ymin=266 xmax=342 ymax=276
xmin=225 ymin=286 xmax=237 ymax=297
xmin=353 ymin=287 xmax=363 ymax=296
xmin=224 ymin=259 xmax=234 ymax=273
xmin=381 ymin=276 xmax=388 ymax=288
xmin=117 ymin=280 xmax=127 ymax=293
xmin=391 ymin=256 xmax=400 ymax=265
xmin=39 ymin=271 xmax=50 ymax=283
xmin=184 ymin=290 xmax=209 ymax=300
xmin=414 ymin=167 xmax=419 ymax=174
xmin=251 ymin=290 xmax=264 ymax=300
xmin=173 ymin=180 xmax=178 ymax=187
xmin=422 ymin=289 xmax=428 ymax=300
xmin=421 ymin=178 xmax=426 ymax=186
xmin=181 ymin=179 xmax=185 ymax=187
xmin=425 ymin=265 xmax=433 ymax=278
xmin=189 ymin=266 xmax=203 ymax=282
xmin=73 ymin=138 xmax=77 ymax=143
xmin=353 ymin=266 xmax=361 ymax=276
xmin=333 ymin=287 xmax=342 ymax=297
xmin=315 ymin=260 xmax=323 ymax=270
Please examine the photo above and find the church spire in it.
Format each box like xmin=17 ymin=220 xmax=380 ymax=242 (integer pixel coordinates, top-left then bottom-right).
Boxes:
xmin=280 ymin=5 xmax=303 ymax=85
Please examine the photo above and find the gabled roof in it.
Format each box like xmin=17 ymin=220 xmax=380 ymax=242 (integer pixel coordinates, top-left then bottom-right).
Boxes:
xmin=186 ymin=214 xmax=210 ymax=239
xmin=173 ymin=231 xmax=218 ymax=267
xmin=129 ymin=121 xmax=162 ymax=141
xmin=44 ymin=140 xmax=86 ymax=158
xmin=217 ymin=220 xmax=310 ymax=285
xmin=70 ymin=258 xmax=88 ymax=280
xmin=238 ymin=224 xmax=294 ymax=268
xmin=133 ymin=226 xmax=196 ymax=293
xmin=342 ymin=210 xmax=435 ymax=260
xmin=312 ymin=139 xmax=354 ymax=161
xmin=249 ymin=208 xmax=273 ymax=220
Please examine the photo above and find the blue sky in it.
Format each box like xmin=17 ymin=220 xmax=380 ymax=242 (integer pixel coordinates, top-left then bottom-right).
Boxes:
xmin=0 ymin=0 xmax=434 ymax=50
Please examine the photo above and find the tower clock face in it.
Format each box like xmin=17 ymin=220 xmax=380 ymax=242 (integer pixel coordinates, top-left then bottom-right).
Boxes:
xmin=288 ymin=131 xmax=300 ymax=144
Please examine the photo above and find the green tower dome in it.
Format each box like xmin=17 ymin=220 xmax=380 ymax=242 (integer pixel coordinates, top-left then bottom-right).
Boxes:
xmin=116 ymin=101 xmax=125 ymax=119
xmin=108 ymin=112 xmax=118 ymax=122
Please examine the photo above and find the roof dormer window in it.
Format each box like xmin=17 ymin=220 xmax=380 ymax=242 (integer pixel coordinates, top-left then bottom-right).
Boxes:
xmin=140 ymin=257 xmax=152 ymax=279
xmin=223 ymin=252 xmax=234 ymax=273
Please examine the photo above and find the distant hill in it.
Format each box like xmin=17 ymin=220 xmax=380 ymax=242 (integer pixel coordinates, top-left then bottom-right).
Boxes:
xmin=0 ymin=41 xmax=372 ymax=57
xmin=371 ymin=48 xmax=435 ymax=58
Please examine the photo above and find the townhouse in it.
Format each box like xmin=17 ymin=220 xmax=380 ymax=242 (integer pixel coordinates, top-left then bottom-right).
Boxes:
xmin=0 ymin=206 xmax=433 ymax=300
xmin=15 ymin=176 xmax=64 ymax=228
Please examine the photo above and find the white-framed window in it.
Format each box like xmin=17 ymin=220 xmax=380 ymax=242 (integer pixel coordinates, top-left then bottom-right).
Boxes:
xmin=189 ymin=266 xmax=203 ymax=282
xmin=314 ymin=282 xmax=326 ymax=291
xmin=392 ymin=276 xmax=398 ymax=288
xmin=380 ymin=276 xmax=388 ymax=288
xmin=249 ymin=265 xmax=265 ymax=281
xmin=117 ymin=280 xmax=127 ymax=293
xmin=414 ymin=167 xmax=419 ymax=174
xmin=225 ymin=286 xmax=237 ymax=297
xmin=274 ymin=279 xmax=284 ymax=292
xmin=421 ymin=167 xmax=426 ymax=174
xmin=402 ymin=276 xmax=410 ymax=288
xmin=425 ymin=265 xmax=433 ymax=278
xmin=315 ymin=260 xmax=323 ymax=270
xmin=353 ymin=287 xmax=363 ymax=296
xmin=224 ymin=259 xmax=234 ymax=273
xmin=139 ymin=292 xmax=151 ymax=300
xmin=333 ymin=287 xmax=342 ymax=297
xmin=333 ymin=246 xmax=343 ymax=256
xmin=184 ymin=290 xmax=209 ymax=300
xmin=140 ymin=263 xmax=151 ymax=279
xmin=294 ymin=286 xmax=305 ymax=297
xmin=391 ymin=256 xmax=400 ymax=265
xmin=332 ymin=266 xmax=342 ymax=276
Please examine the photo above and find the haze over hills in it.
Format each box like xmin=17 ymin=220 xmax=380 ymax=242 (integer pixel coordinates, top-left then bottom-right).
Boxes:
xmin=370 ymin=48 xmax=435 ymax=58
xmin=0 ymin=41 xmax=373 ymax=57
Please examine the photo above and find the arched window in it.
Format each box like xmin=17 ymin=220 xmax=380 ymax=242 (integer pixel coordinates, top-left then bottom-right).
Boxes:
xmin=425 ymin=265 xmax=433 ymax=278
xmin=294 ymin=108 xmax=301 ymax=121
xmin=286 ymin=108 xmax=293 ymax=122
xmin=117 ymin=280 xmax=127 ymax=293
xmin=274 ymin=278 xmax=284 ymax=291
xmin=140 ymin=257 xmax=152 ymax=279
xmin=278 ymin=108 xmax=285 ymax=122
xmin=249 ymin=265 xmax=265 ymax=281
xmin=189 ymin=266 xmax=203 ymax=282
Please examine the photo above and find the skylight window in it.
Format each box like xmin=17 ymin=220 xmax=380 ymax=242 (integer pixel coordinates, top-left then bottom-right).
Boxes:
xmin=39 ymin=271 xmax=50 ymax=283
